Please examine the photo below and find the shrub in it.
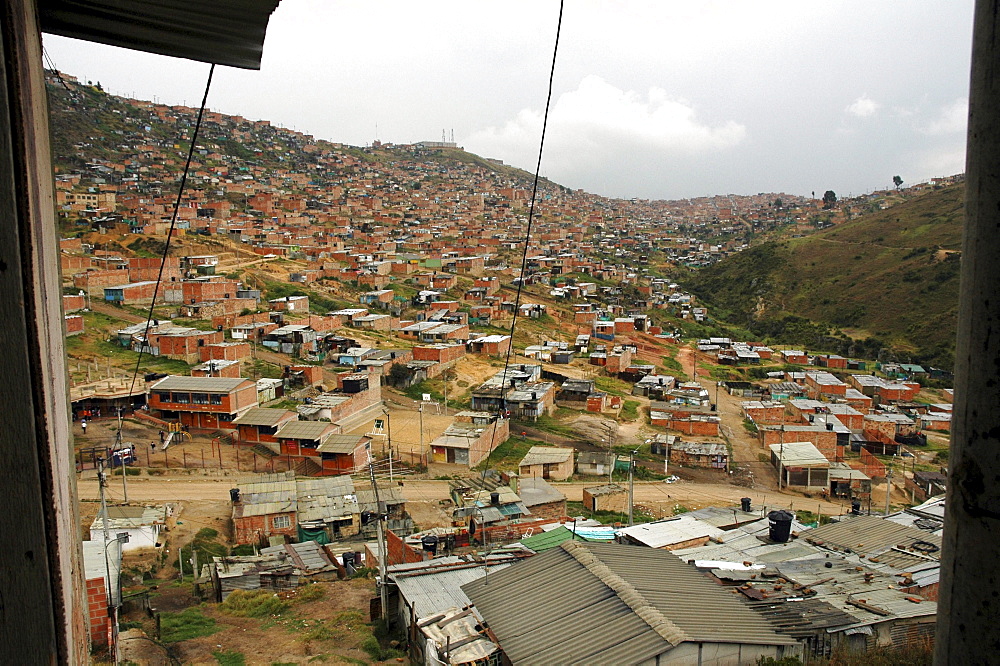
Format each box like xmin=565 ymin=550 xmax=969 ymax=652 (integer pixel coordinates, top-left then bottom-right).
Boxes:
xmin=220 ymin=589 xmax=290 ymax=618
xmin=160 ymin=607 xmax=219 ymax=643
xmin=295 ymin=584 xmax=325 ymax=603
xmin=212 ymin=649 xmax=246 ymax=666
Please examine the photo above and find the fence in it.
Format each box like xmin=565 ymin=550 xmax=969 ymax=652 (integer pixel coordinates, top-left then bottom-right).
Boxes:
xmin=858 ymin=448 xmax=887 ymax=481
xmin=78 ymin=436 xmax=427 ymax=477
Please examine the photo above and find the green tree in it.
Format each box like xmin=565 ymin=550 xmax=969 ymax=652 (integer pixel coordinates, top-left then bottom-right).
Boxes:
xmin=822 ymin=190 xmax=837 ymax=208
xmin=893 ymin=175 xmax=904 ymax=189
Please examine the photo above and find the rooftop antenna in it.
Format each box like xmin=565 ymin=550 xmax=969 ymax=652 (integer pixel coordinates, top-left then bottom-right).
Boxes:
xmin=450 ymin=129 xmax=455 ymax=143
xmin=442 ymin=129 xmax=446 ymax=143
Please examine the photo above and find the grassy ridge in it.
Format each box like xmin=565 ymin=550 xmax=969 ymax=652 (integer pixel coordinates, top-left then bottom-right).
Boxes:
xmin=684 ymin=184 xmax=964 ymax=367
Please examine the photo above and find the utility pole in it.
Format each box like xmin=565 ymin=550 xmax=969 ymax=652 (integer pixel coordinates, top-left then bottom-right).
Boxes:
xmin=607 ymin=422 xmax=616 ymax=484
xmin=442 ymin=370 xmax=449 ymax=415
xmin=366 ymin=441 xmax=389 ymax=624
xmin=385 ymin=409 xmax=394 ymax=482
xmin=115 ymin=406 xmax=128 ymax=504
xmin=418 ymin=401 xmax=424 ymax=457
xmin=885 ymin=458 xmax=894 ymax=516
xmin=778 ymin=424 xmax=785 ymax=491
xmin=628 ymin=449 xmax=637 ymax=526
xmin=98 ymin=459 xmax=117 ymax=663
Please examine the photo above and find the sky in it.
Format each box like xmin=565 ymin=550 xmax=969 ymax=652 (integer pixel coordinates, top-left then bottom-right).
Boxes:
xmin=43 ymin=0 xmax=975 ymax=201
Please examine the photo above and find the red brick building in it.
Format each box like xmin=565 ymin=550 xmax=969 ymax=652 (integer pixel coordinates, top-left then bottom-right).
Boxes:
xmin=232 ymin=408 xmax=299 ymax=445
xmin=148 ymin=376 xmax=257 ymax=429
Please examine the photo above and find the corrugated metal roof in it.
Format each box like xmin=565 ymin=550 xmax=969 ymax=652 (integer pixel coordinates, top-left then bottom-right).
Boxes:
xmin=39 ymin=0 xmax=281 ymax=69
xmin=390 ymin=557 xmax=515 ymax=619
xmin=516 ymin=477 xmax=565 ymax=507
xmin=519 ymin=446 xmax=574 ymax=466
xmin=296 ymin=477 xmax=358 ymax=522
xmin=617 ymin=515 xmax=724 ymax=549
xmin=275 ymin=420 xmax=336 ymax=441
xmin=151 ymin=375 xmax=252 ymax=392
xmin=316 ymin=434 xmax=365 ymax=454
xmin=769 ymin=441 xmax=829 ymax=466
xmin=802 ymin=515 xmax=942 ymax=560
xmin=519 ymin=526 xmax=594 ymax=552
xmin=463 ymin=541 xmax=797 ymax=665
xmin=232 ymin=408 xmax=297 ymax=427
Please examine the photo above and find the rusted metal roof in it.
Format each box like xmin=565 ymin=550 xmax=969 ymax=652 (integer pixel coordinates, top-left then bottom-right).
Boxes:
xmin=39 ymin=0 xmax=281 ymax=70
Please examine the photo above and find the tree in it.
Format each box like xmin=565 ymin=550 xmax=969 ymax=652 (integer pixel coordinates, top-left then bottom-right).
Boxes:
xmin=822 ymin=190 xmax=837 ymax=208
xmin=893 ymin=175 xmax=904 ymax=190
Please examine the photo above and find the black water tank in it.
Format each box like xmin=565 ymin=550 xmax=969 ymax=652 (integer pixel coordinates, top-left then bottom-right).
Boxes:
xmin=342 ymin=552 xmax=356 ymax=575
xmin=422 ymin=535 xmax=439 ymax=555
xmin=740 ymin=497 xmax=752 ymax=513
xmin=851 ymin=500 xmax=862 ymax=515
xmin=767 ymin=510 xmax=794 ymax=543
xmin=229 ymin=488 xmax=241 ymax=503
xmin=490 ymin=491 xmax=500 ymax=505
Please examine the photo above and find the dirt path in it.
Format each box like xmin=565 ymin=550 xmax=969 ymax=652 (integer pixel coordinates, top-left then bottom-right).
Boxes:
xmin=695 ymin=372 xmax=779 ymax=491
xmin=78 ymin=474 xmax=846 ymax=520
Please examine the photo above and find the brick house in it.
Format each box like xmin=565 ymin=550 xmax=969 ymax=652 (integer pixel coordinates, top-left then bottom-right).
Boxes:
xmin=512 ymin=476 xmax=567 ymax=520
xmin=803 ymin=372 xmax=848 ymax=399
xmin=273 ymin=420 xmax=338 ymax=458
xmin=232 ymin=408 xmax=299 ymax=445
xmin=780 ymin=350 xmax=808 ymax=365
xmin=148 ymin=376 xmax=258 ymax=429
xmin=468 ymin=334 xmax=511 ymax=356
xmin=65 ymin=314 xmax=84 ymax=336
xmin=518 ymin=446 xmax=574 ymax=481
xmin=198 ymin=341 xmax=250 ymax=363
xmin=181 ymin=279 xmax=239 ymax=304
xmin=62 ymin=293 xmax=86 ymax=312
xmin=429 ymin=411 xmax=509 ymax=467
xmin=742 ymin=400 xmax=786 ymax=425
xmin=668 ymin=441 xmax=729 ymax=469
xmin=148 ymin=328 xmax=224 ymax=364
xmin=412 ymin=343 xmax=466 ymax=364
xmin=269 ymin=295 xmax=310 ymax=312
xmin=103 ymin=280 xmax=159 ymax=304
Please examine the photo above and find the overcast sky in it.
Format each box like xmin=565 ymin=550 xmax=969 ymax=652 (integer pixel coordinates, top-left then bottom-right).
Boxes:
xmin=43 ymin=0 xmax=974 ymax=201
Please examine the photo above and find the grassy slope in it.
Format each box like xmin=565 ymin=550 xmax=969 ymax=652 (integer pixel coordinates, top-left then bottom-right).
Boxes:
xmin=684 ymin=184 xmax=964 ymax=366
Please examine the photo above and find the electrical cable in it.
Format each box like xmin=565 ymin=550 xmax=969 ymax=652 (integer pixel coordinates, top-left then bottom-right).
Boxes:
xmin=124 ymin=64 xmax=216 ymax=407
xmin=477 ymin=1 xmax=565 ymax=494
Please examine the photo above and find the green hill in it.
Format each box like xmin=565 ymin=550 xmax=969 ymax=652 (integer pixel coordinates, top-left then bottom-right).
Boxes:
xmin=682 ymin=184 xmax=964 ymax=368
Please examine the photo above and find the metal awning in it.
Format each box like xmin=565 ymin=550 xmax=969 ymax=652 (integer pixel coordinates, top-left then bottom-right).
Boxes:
xmin=39 ymin=0 xmax=282 ymax=70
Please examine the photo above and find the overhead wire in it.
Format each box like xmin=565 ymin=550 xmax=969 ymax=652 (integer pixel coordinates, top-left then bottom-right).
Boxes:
xmin=477 ymin=0 xmax=565 ymax=494
xmin=122 ymin=63 xmax=216 ymax=417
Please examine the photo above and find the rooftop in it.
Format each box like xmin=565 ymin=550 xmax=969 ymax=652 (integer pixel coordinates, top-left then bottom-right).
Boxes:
xmin=462 ymin=541 xmax=798 ymax=665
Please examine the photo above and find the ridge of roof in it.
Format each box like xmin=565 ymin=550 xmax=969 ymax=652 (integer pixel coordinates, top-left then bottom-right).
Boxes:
xmin=559 ymin=540 xmax=688 ymax=646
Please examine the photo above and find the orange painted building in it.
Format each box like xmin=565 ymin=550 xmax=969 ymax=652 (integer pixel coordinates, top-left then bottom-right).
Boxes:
xmin=148 ymin=376 xmax=257 ymax=429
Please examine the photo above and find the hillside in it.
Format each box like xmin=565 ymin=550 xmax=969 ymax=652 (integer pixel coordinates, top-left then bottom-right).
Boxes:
xmin=683 ymin=184 xmax=964 ymax=368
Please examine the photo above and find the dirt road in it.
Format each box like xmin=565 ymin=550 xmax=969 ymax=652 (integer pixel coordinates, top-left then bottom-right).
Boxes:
xmin=78 ymin=474 xmax=848 ymax=520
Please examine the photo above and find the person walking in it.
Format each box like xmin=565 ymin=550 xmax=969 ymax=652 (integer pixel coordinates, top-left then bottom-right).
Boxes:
xmin=81 ymin=419 xmax=87 ymax=434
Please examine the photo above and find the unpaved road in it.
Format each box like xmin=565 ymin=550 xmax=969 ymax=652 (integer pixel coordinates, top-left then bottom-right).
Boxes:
xmin=77 ymin=474 xmax=848 ymax=518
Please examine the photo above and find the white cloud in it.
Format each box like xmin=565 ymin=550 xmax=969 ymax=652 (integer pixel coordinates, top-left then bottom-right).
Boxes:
xmin=466 ymin=75 xmax=746 ymax=183
xmin=918 ymin=97 xmax=968 ymax=135
xmin=846 ymin=95 xmax=880 ymax=117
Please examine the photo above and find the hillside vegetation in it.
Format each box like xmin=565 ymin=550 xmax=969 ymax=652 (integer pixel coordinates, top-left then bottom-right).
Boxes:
xmin=683 ymin=184 xmax=964 ymax=368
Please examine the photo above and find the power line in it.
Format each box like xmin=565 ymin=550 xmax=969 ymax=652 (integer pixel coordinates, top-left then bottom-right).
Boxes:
xmin=479 ymin=0 xmax=565 ymax=481
xmin=124 ymin=64 xmax=216 ymax=405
